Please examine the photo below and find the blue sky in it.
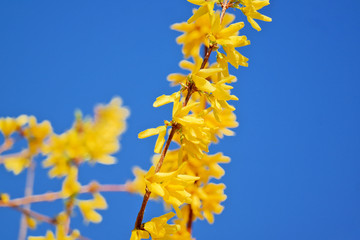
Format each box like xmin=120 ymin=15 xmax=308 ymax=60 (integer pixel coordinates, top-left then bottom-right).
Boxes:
xmin=0 ymin=0 xmax=359 ymax=239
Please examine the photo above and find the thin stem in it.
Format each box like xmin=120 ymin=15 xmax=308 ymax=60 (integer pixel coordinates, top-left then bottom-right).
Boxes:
xmin=0 ymin=138 xmax=13 ymax=155
xmin=184 ymin=44 xmax=215 ymax=106
xmin=155 ymin=125 xmax=178 ymax=173
xmin=186 ymin=207 xmax=193 ymax=233
xmin=220 ymin=0 xmax=230 ymax=24
xmin=18 ymin=160 xmax=36 ymax=240
xmin=0 ymin=182 xmax=128 ymax=207
xmin=13 ymin=206 xmax=57 ymax=225
xmin=134 ymin=126 xmax=178 ymax=229
xmin=134 ymin=189 xmax=151 ymax=229
xmin=12 ymin=206 xmax=90 ymax=240
xmin=200 ymin=44 xmax=215 ymax=69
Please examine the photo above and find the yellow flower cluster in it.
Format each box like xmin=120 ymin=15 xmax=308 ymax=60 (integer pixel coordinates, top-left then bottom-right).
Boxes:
xmin=0 ymin=115 xmax=52 ymax=175
xmin=0 ymin=98 xmax=129 ymax=239
xmin=128 ymin=0 xmax=271 ymax=239
xmin=43 ymin=97 xmax=129 ymax=178
xmin=131 ymin=212 xmax=179 ymax=240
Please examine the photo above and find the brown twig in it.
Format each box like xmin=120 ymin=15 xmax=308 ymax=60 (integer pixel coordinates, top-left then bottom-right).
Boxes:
xmin=12 ymin=206 xmax=90 ymax=240
xmin=18 ymin=160 xmax=36 ymax=240
xmin=200 ymin=44 xmax=215 ymax=69
xmin=134 ymin=29 xmax=215 ymax=232
xmin=184 ymin=44 xmax=215 ymax=107
xmin=220 ymin=0 xmax=230 ymax=24
xmin=12 ymin=206 xmax=57 ymax=225
xmin=134 ymin=189 xmax=152 ymax=230
xmin=186 ymin=207 xmax=194 ymax=233
xmin=155 ymin=125 xmax=178 ymax=173
xmin=134 ymin=125 xmax=178 ymax=229
xmin=0 ymin=182 xmax=128 ymax=207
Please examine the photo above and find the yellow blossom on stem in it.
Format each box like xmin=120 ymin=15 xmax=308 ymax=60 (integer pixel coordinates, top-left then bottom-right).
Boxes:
xmin=94 ymin=97 xmax=129 ymax=137
xmin=126 ymin=167 xmax=148 ymax=195
xmin=144 ymin=164 xmax=199 ymax=216
xmin=0 ymin=115 xmax=28 ymax=138
xmin=26 ymin=216 xmax=37 ymax=229
xmin=0 ymin=193 xmax=10 ymax=203
xmin=171 ymin=206 xmax=194 ymax=240
xmin=188 ymin=152 xmax=230 ymax=183
xmin=143 ymin=212 xmax=179 ymax=239
xmin=203 ymin=108 xmax=239 ymax=142
xmin=42 ymin=97 xmax=129 ymax=177
xmin=172 ymin=10 xmax=235 ymax=58
xmin=61 ymin=166 xmax=81 ymax=198
xmin=153 ymin=150 xmax=230 ymax=185
xmin=187 ymin=0 xmax=217 ymax=24
xmin=207 ymin=14 xmax=250 ymax=68
xmin=130 ymin=229 xmax=150 ymax=240
xmin=42 ymin=133 xmax=73 ymax=177
xmin=167 ymin=57 xmax=204 ymax=86
xmin=237 ymin=0 xmax=272 ymax=31
xmin=77 ymin=193 xmax=108 ymax=223
xmin=138 ymin=125 xmax=168 ymax=154
xmin=192 ymin=183 xmax=227 ymax=224
xmin=189 ymin=68 xmax=222 ymax=93
xmin=3 ymin=150 xmax=31 ymax=175
xmin=23 ymin=116 xmax=52 ymax=155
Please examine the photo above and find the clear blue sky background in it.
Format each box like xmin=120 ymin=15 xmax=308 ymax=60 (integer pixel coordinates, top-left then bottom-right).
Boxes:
xmin=0 ymin=0 xmax=359 ymax=239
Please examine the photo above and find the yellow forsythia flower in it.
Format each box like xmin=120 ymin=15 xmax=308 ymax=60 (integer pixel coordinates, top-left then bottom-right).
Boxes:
xmin=0 ymin=115 xmax=28 ymax=137
xmin=238 ymin=0 xmax=272 ymax=31
xmin=167 ymin=56 xmax=204 ymax=86
xmin=61 ymin=166 xmax=81 ymax=198
xmin=42 ymin=97 xmax=129 ymax=177
xmin=190 ymin=183 xmax=227 ymax=224
xmin=130 ymin=229 xmax=149 ymax=240
xmin=203 ymin=108 xmax=239 ymax=142
xmin=143 ymin=212 xmax=179 ymax=239
xmin=208 ymin=14 xmax=250 ymax=68
xmin=172 ymin=11 xmax=235 ymax=58
xmin=3 ymin=150 xmax=30 ymax=175
xmin=78 ymin=193 xmax=107 ymax=223
xmin=144 ymin=164 xmax=199 ymax=216
xmin=138 ymin=125 xmax=168 ymax=154
xmin=23 ymin=116 xmax=52 ymax=155
xmin=187 ymin=0 xmax=216 ymax=24
xmin=171 ymin=206 xmax=194 ymax=240
xmin=0 ymin=193 xmax=10 ymax=203
xmin=126 ymin=167 xmax=148 ymax=196
xmin=153 ymin=150 xmax=230 ymax=184
xmin=26 ymin=216 xmax=37 ymax=229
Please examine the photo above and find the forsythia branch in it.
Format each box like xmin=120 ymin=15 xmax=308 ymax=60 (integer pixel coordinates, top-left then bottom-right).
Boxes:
xmin=0 ymin=0 xmax=272 ymax=239
xmin=0 ymin=182 xmax=128 ymax=207
xmin=12 ymin=206 xmax=90 ymax=240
